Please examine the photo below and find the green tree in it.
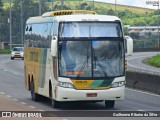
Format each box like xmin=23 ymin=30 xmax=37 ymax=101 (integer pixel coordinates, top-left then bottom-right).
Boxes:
xmin=134 ymin=19 xmax=146 ymax=26
xmin=107 ymin=9 xmax=114 ymax=15
xmin=0 ymin=0 xmax=3 ymax=42
xmin=118 ymin=11 xmax=125 ymax=18
xmin=10 ymin=0 xmax=50 ymax=43
xmin=80 ymin=2 xmax=88 ymax=10
xmin=86 ymin=5 xmax=91 ymax=10
xmin=0 ymin=0 xmax=3 ymax=12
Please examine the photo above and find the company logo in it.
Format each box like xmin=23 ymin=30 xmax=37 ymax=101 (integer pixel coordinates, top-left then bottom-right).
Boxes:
xmin=2 ymin=112 xmax=11 ymax=117
xmin=75 ymin=81 xmax=88 ymax=84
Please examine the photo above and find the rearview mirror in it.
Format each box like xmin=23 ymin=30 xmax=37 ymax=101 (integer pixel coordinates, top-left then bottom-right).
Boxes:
xmin=51 ymin=36 xmax=57 ymax=57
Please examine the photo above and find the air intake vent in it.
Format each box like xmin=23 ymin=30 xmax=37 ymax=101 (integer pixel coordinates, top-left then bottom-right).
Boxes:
xmin=42 ymin=10 xmax=96 ymax=17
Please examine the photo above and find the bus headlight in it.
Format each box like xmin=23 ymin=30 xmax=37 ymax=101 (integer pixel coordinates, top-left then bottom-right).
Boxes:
xmin=58 ymin=81 xmax=74 ymax=89
xmin=111 ymin=81 xmax=125 ymax=88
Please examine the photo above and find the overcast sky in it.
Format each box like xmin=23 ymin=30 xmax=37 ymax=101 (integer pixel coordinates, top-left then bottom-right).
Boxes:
xmin=88 ymin=0 xmax=159 ymax=9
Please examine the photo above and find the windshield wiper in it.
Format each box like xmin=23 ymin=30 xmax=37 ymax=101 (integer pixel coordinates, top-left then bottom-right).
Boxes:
xmin=76 ymin=42 xmax=90 ymax=79
xmin=92 ymin=46 xmax=97 ymax=71
xmin=76 ymin=56 xmax=89 ymax=79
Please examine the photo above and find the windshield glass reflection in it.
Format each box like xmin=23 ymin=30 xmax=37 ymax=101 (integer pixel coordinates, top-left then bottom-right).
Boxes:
xmin=59 ymin=40 xmax=124 ymax=78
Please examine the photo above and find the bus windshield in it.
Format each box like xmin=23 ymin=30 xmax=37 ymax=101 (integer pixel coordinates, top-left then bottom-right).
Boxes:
xmin=59 ymin=22 xmax=122 ymax=38
xmin=59 ymin=22 xmax=124 ymax=79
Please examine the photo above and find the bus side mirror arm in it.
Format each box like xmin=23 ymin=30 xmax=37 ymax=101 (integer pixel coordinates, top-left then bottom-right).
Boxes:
xmin=51 ymin=36 xmax=58 ymax=57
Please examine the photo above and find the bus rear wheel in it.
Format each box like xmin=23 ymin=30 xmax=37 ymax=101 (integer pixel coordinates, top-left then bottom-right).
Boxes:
xmin=30 ymin=81 xmax=40 ymax=101
xmin=105 ymin=100 xmax=115 ymax=109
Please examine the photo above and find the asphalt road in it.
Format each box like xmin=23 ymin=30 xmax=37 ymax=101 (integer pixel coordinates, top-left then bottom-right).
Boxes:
xmin=126 ymin=52 xmax=160 ymax=75
xmin=0 ymin=53 xmax=160 ymax=120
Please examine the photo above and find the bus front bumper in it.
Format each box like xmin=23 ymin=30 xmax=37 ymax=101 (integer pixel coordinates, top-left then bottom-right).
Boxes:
xmin=56 ymin=86 xmax=125 ymax=101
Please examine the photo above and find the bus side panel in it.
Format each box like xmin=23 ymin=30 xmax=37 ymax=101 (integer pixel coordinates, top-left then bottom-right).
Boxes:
xmin=24 ymin=48 xmax=53 ymax=98
xmin=37 ymin=48 xmax=49 ymax=97
xmin=24 ymin=48 xmax=41 ymax=93
xmin=38 ymin=48 xmax=47 ymax=88
xmin=37 ymin=49 xmax=56 ymax=98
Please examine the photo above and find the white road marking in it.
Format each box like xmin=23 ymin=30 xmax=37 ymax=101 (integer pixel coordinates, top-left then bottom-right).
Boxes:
xmin=12 ymin=72 xmax=18 ymax=75
xmin=127 ymin=55 xmax=154 ymax=61
xmin=127 ymin=55 xmax=160 ymax=74
xmin=6 ymin=95 xmax=12 ymax=98
xmin=138 ymin=110 xmax=145 ymax=111
xmin=127 ymin=63 xmax=159 ymax=72
xmin=2 ymin=69 xmax=19 ymax=76
xmin=126 ymin=88 xmax=160 ymax=97
xmin=29 ymin=106 xmax=36 ymax=109
xmin=38 ymin=110 xmax=45 ymax=111
xmin=20 ymin=102 xmax=26 ymax=105
xmin=0 ymin=92 xmax=5 ymax=95
xmin=13 ymin=98 xmax=18 ymax=102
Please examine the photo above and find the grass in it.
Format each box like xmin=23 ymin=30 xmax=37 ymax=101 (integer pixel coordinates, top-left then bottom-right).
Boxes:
xmin=0 ymin=49 xmax=11 ymax=54
xmin=145 ymin=54 xmax=160 ymax=68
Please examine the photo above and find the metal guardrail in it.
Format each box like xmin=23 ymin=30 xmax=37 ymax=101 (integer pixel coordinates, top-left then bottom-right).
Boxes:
xmin=133 ymin=48 xmax=160 ymax=52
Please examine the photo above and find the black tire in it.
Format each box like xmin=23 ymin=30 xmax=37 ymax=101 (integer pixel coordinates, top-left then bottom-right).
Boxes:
xmin=11 ymin=57 xmax=14 ymax=60
xmin=50 ymin=88 xmax=61 ymax=108
xmin=22 ymin=57 xmax=24 ymax=60
xmin=105 ymin=100 xmax=115 ymax=109
xmin=30 ymin=81 xmax=40 ymax=101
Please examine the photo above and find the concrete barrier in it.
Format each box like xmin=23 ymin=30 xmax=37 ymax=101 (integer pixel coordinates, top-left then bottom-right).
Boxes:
xmin=126 ymin=71 xmax=160 ymax=95
xmin=133 ymin=48 xmax=160 ymax=52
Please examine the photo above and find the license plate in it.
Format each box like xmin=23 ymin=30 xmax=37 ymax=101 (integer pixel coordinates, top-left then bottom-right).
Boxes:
xmin=86 ymin=93 xmax=97 ymax=97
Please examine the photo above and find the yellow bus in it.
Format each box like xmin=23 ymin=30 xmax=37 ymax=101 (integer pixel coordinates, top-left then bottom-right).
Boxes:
xmin=24 ymin=10 xmax=125 ymax=108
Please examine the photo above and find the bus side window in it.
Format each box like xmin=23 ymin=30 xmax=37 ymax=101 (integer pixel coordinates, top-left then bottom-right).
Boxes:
xmin=26 ymin=25 xmax=28 ymax=31
xmin=29 ymin=26 xmax=32 ymax=31
xmin=52 ymin=22 xmax=58 ymax=36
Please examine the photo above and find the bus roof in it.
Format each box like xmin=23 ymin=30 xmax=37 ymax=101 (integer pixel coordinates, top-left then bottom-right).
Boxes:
xmin=26 ymin=10 xmax=121 ymax=24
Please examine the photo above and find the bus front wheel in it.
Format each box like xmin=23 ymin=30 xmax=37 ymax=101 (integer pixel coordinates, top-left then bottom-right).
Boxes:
xmin=50 ymin=89 xmax=61 ymax=108
xmin=51 ymin=99 xmax=61 ymax=108
xmin=105 ymin=100 xmax=115 ymax=109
